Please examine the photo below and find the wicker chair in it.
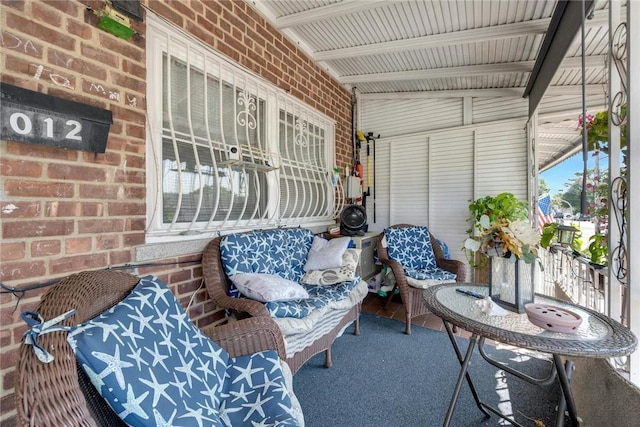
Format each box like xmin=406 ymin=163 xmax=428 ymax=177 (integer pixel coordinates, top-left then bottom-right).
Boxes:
xmin=15 ymin=270 xmax=287 ymax=427
xmin=376 ymin=224 xmax=467 ymax=334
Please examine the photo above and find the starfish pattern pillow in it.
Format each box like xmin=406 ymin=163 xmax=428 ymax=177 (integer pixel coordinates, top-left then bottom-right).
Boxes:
xmin=67 ymin=275 xmax=299 ymax=426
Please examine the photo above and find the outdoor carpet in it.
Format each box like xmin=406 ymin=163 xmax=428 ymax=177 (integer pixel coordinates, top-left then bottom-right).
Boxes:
xmin=293 ymin=312 xmax=561 ymax=427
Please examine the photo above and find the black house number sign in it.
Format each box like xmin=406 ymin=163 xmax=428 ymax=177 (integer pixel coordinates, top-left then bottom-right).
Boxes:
xmin=1 ymin=83 xmax=113 ymax=153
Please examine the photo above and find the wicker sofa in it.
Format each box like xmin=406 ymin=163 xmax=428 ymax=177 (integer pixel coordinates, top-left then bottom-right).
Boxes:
xmin=377 ymin=224 xmax=467 ymax=334
xmin=16 ymin=270 xmax=303 ymax=427
xmin=203 ymin=228 xmax=368 ymax=374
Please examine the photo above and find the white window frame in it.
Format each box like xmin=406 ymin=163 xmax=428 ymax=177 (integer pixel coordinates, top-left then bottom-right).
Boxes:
xmin=145 ymin=14 xmax=336 ymax=243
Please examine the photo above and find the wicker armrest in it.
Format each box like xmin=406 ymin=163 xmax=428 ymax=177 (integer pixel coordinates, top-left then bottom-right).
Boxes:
xmin=202 ymin=237 xmax=270 ymax=317
xmin=201 ymin=317 xmax=286 ymax=360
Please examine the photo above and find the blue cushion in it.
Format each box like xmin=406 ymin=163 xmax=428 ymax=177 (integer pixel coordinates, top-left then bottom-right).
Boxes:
xmin=404 ymin=267 xmax=457 ymax=281
xmin=221 ymin=229 xmax=314 ymax=298
xmin=67 ymin=276 xmax=230 ymax=426
xmin=436 ymin=238 xmax=451 ymax=259
xmin=221 ymin=350 xmax=299 ymax=425
xmin=384 ymin=226 xmax=437 ymax=271
xmin=265 ymin=280 xmax=361 ymax=318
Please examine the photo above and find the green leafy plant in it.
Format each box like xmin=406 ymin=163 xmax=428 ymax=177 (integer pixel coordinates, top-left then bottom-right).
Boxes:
xmin=466 ymin=192 xmax=528 ymax=236
xmin=588 ymin=233 xmax=608 ymax=266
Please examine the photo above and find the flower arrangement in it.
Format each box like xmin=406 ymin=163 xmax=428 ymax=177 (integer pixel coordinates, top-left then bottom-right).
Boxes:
xmin=463 ymin=193 xmax=542 ymax=267
xmin=464 ymin=216 xmax=541 ymax=265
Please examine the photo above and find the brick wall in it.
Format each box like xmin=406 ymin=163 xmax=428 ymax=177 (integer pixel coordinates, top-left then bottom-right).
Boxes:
xmin=0 ymin=0 xmax=352 ymax=424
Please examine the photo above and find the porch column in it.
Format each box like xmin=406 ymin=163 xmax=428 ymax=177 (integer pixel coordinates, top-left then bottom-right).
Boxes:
xmin=607 ymin=2 xmax=623 ymax=327
xmin=627 ymin=0 xmax=640 ymax=385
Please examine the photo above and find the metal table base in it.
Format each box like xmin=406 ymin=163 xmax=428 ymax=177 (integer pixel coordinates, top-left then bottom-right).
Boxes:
xmin=441 ymin=320 xmax=580 ymax=427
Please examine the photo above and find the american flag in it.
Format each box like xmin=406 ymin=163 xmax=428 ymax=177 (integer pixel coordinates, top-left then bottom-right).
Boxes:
xmin=538 ymin=194 xmax=554 ymax=231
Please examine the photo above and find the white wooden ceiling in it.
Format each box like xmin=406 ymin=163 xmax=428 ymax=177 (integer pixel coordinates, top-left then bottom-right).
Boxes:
xmin=251 ymin=0 xmax=619 ymax=170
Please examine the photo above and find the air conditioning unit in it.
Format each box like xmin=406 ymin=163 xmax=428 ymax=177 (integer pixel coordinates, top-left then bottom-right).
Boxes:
xmin=227 ymin=145 xmax=240 ymax=160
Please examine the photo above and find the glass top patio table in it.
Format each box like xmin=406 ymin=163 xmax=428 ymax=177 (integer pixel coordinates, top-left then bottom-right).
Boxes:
xmin=423 ymin=283 xmax=637 ymax=427
xmin=423 ymin=284 xmax=637 ymax=358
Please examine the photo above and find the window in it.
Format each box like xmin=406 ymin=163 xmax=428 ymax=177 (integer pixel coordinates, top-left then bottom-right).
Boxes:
xmin=146 ymin=15 xmax=336 ymax=240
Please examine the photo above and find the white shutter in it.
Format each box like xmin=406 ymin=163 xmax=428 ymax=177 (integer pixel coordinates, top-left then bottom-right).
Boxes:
xmin=360 ymin=98 xmax=463 ymax=138
xmin=388 ymin=135 xmax=430 ymax=226
xmin=476 ymin=125 xmax=529 ymax=200
xmin=428 ymin=130 xmax=475 ymax=261
xmin=473 ymin=97 xmax=528 ymax=124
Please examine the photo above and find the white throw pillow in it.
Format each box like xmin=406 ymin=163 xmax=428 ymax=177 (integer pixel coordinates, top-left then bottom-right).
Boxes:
xmin=302 ymin=249 xmax=361 ymax=285
xmin=303 ymin=236 xmax=351 ymax=272
xmin=229 ymin=273 xmax=309 ymax=302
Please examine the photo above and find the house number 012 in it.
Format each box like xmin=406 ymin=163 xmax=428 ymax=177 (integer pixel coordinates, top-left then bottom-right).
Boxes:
xmin=1 ymin=83 xmax=112 ymax=153
xmin=8 ymin=112 xmax=82 ymax=141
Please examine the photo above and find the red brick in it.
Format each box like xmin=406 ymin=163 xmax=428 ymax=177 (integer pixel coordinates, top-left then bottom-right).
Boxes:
xmin=97 ymin=235 xmax=119 ymax=250
xmin=114 ymin=169 xmax=144 ymax=185
xmin=78 ymin=184 xmax=120 ymax=200
xmin=108 ymin=202 xmax=145 ymax=216
xmin=31 ymin=240 xmax=62 ymax=257
xmin=122 ymin=59 xmax=145 ymax=80
xmin=82 ymin=202 xmax=105 ymax=217
xmin=5 ymin=141 xmax=79 ymax=161
xmin=42 ymin=0 xmax=80 ymax=18
xmin=125 ymin=186 xmax=145 ymax=200
xmin=3 ymin=219 xmax=75 ymax=239
xmin=48 ymin=163 xmax=107 ymax=182
xmin=67 ymin=18 xmax=93 ymax=40
xmin=0 ymin=30 xmax=44 ymax=59
xmin=5 ymin=12 xmax=75 ymax=51
xmin=1 ymin=1 xmax=24 ymax=13
xmin=127 ymin=218 xmax=145 ymax=231
xmin=0 ymin=346 xmax=18 ymax=370
xmin=124 ymin=153 xmax=144 ymax=170
xmin=111 ymin=104 xmax=145 ymax=125
xmin=109 ymin=250 xmax=131 ymax=266
xmin=31 ymin=2 xmax=62 ymax=27
xmin=123 ymin=232 xmax=145 ymax=247
xmin=125 ymin=123 xmax=145 ymax=139
xmin=110 ymin=72 xmax=145 ymax=94
xmin=80 ymin=79 xmax=120 ymax=101
xmin=147 ymin=0 xmax=184 ymax=28
xmin=0 ymin=158 xmax=42 ymax=178
xmin=50 ymin=253 xmax=108 ymax=274
xmin=0 ymin=260 xmax=46 ymax=281
xmin=4 ymin=180 xmax=74 ymax=199
xmin=98 ymin=33 xmax=144 ymax=62
xmin=0 ymin=201 xmax=40 ymax=219
xmin=0 ymin=329 xmax=12 ymax=350
xmin=65 ymin=237 xmax=92 ymax=254
xmin=3 ymin=54 xmax=40 ymax=80
xmin=0 ymin=242 xmax=25 ymax=261
xmin=45 ymin=201 xmax=81 ymax=217
xmin=79 ymin=42 xmax=119 ymax=67
xmin=78 ymin=219 xmax=124 ymax=234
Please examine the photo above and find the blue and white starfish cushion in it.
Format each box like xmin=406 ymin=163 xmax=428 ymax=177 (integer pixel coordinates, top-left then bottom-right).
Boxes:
xmin=384 ymin=226 xmax=456 ymax=282
xmin=67 ymin=275 xmax=300 ymax=426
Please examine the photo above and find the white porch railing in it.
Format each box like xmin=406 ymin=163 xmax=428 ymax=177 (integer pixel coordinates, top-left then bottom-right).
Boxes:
xmin=538 ymin=246 xmax=617 ymax=322
xmin=538 ymin=246 xmax=633 ymax=380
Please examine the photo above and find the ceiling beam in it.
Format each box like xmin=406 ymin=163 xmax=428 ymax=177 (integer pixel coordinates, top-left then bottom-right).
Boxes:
xmin=340 ymin=55 xmax=605 ymax=84
xmin=275 ymin=0 xmax=386 ymax=29
xmin=357 ymin=84 xmax=604 ymax=100
xmin=313 ymin=7 xmax=611 ymax=61
xmin=315 ymin=19 xmax=549 ymax=61
xmin=524 ymin=0 xmax=596 ymax=115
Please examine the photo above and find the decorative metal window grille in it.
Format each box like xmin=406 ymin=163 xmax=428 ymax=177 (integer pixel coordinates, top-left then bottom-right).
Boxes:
xmin=146 ymin=15 xmax=336 ymax=239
